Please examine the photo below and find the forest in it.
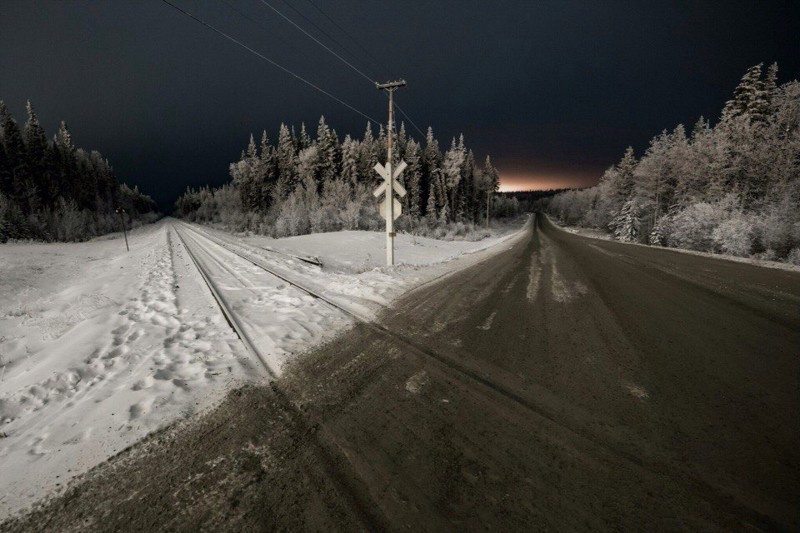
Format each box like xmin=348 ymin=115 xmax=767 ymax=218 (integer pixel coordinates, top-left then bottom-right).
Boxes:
xmin=0 ymin=101 xmax=158 ymax=243
xmin=174 ymin=119 xmax=522 ymax=239
xmin=545 ymin=63 xmax=800 ymax=265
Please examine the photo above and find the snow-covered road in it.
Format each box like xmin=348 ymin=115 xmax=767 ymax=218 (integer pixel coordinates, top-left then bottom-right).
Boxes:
xmin=0 ymin=218 xmax=525 ymax=518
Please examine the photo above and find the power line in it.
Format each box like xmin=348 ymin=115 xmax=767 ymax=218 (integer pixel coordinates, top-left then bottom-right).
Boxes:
xmin=258 ymin=0 xmax=376 ymax=85
xmin=395 ymin=102 xmax=426 ymax=139
xmin=260 ymin=0 xmax=428 ymax=140
xmin=160 ymin=0 xmax=380 ymax=125
xmin=278 ymin=0 xmax=382 ymax=80
xmin=304 ymin=0 xmax=385 ymax=77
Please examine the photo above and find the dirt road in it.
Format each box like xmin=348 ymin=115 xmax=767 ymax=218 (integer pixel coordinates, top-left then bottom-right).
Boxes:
xmin=6 ymin=213 xmax=799 ymax=531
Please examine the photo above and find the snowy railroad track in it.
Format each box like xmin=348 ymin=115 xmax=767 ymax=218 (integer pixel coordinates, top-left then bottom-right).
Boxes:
xmin=175 ymin=222 xmax=563 ymax=430
xmin=171 ymin=227 xmax=277 ymax=378
xmin=176 ymin=222 xmax=371 ymax=319
xmin=171 ymin=223 xmax=352 ymax=376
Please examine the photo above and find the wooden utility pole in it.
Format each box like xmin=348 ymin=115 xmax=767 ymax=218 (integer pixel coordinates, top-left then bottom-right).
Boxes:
xmin=115 ymin=207 xmax=129 ymax=252
xmin=375 ymin=79 xmax=407 ymax=266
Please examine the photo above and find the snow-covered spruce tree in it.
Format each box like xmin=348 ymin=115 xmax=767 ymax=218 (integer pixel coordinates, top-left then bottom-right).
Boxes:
xmin=395 ymin=122 xmax=407 ymax=163
xmin=404 ymin=139 xmax=423 ymax=220
xmin=480 ymin=155 xmax=500 ymax=224
xmin=275 ymin=123 xmax=296 ymax=200
xmin=340 ymin=135 xmax=359 ymax=186
xmin=649 ymin=215 xmax=669 ymax=247
xmin=442 ymin=136 xmax=466 ymax=222
xmin=721 ymin=63 xmax=764 ymax=122
xmin=315 ymin=116 xmax=339 ymax=184
xmin=358 ymin=122 xmax=378 ymax=184
xmin=462 ymin=149 xmax=476 ymax=222
xmin=1 ymin=101 xmax=36 ymax=216
xmin=611 ymin=199 xmax=641 ymax=242
xmin=175 ymin=115 xmax=510 ymax=238
xmin=23 ymin=101 xmax=53 ymax=208
xmin=425 ymin=184 xmax=438 ymax=227
xmin=607 ymin=146 xmax=637 ymax=209
xmin=422 ymin=127 xmax=442 ymax=219
xmin=0 ymin=100 xmax=157 ymax=241
xmin=376 ymin=124 xmax=387 ymax=165
xmin=298 ymin=122 xmax=312 ymax=151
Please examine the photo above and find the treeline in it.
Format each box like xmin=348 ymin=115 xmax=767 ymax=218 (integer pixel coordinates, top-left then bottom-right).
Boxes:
xmin=546 ymin=63 xmax=800 ymax=264
xmin=175 ymin=118 xmax=521 ymax=239
xmin=0 ymin=101 xmax=158 ymax=243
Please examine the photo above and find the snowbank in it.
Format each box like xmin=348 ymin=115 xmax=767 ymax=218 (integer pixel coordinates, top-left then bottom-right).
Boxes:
xmin=0 ymin=221 xmax=255 ymax=518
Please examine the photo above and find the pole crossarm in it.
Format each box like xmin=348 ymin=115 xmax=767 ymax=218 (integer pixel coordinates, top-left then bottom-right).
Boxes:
xmin=376 ymin=79 xmax=406 ymax=90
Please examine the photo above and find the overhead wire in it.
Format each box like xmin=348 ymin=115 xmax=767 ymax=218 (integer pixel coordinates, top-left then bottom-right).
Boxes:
xmin=394 ymin=102 xmax=427 ymax=139
xmin=258 ymin=0 xmax=429 ymax=139
xmin=278 ymin=0 xmax=382 ymax=80
xmin=160 ymin=0 xmax=380 ymax=125
xmin=304 ymin=0 xmax=385 ymax=77
xmin=257 ymin=0 xmax=375 ymax=85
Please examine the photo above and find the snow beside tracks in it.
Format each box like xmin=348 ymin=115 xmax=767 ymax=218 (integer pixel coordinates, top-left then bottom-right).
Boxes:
xmin=246 ymin=227 xmax=521 ymax=273
xmin=0 ymin=217 xmax=528 ymax=518
xmin=196 ymin=218 xmax=528 ymax=320
xmin=0 ymin=222 xmax=254 ymax=518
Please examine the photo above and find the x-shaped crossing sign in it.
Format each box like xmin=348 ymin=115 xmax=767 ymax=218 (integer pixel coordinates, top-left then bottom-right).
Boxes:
xmin=373 ymin=160 xmax=407 ymax=200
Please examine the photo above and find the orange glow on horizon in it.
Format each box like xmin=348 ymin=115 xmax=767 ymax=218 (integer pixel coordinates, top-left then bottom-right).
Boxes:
xmin=498 ymin=172 xmax=597 ymax=192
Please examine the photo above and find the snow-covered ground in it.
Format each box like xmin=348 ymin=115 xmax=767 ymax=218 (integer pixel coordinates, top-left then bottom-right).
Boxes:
xmin=0 ymin=217 xmax=528 ymax=518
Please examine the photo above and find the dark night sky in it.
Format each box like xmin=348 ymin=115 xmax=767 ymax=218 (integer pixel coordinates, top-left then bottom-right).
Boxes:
xmin=1 ymin=1 xmax=799 ymax=209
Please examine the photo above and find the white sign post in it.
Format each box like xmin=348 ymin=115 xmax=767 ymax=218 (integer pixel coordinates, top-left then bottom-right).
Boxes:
xmin=374 ymin=160 xmax=406 ymax=265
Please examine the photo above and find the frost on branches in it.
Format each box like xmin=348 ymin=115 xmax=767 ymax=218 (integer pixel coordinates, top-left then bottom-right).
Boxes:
xmin=174 ymin=117 xmax=520 ymax=240
xmin=545 ymin=62 xmax=800 ymax=265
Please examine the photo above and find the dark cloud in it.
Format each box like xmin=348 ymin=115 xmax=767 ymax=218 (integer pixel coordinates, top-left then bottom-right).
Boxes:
xmin=1 ymin=0 xmax=798 ymax=208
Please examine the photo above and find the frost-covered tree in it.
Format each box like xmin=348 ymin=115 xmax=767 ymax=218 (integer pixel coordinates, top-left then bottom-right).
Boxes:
xmin=442 ymin=136 xmax=466 ymax=221
xmin=275 ymin=123 xmax=296 ymax=199
xmin=315 ymin=116 xmax=339 ymax=184
xmin=404 ymin=139 xmax=423 ymax=219
xmin=544 ymin=61 xmax=800 ymax=263
xmin=176 ymin=115 xmax=509 ymax=238
xmin=425 ymin=183 xmax=438 ymax=226
xmin=610 ymin=198 xmax=642 ymax=242
xmin=298 ymin=122 xmax=312 ymax=151
xmin=340 ymin=135 xmax=359 ymax=185
xmin=722 ymin=63 xmax=764 ymax=121
xmin=0 ymin=100 xmax=157 ymax=241
xmin=357 ymin=122 xmax=379 ymax=184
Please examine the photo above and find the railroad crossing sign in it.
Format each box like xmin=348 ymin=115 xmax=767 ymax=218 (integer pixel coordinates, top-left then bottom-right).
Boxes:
xmin=373 ymin=160 xmax=407 ymax=201
xmin=379 ymin=197 xmax=403 ymax=221
xmin=374 ymin=160 xmax=407 ymax=264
